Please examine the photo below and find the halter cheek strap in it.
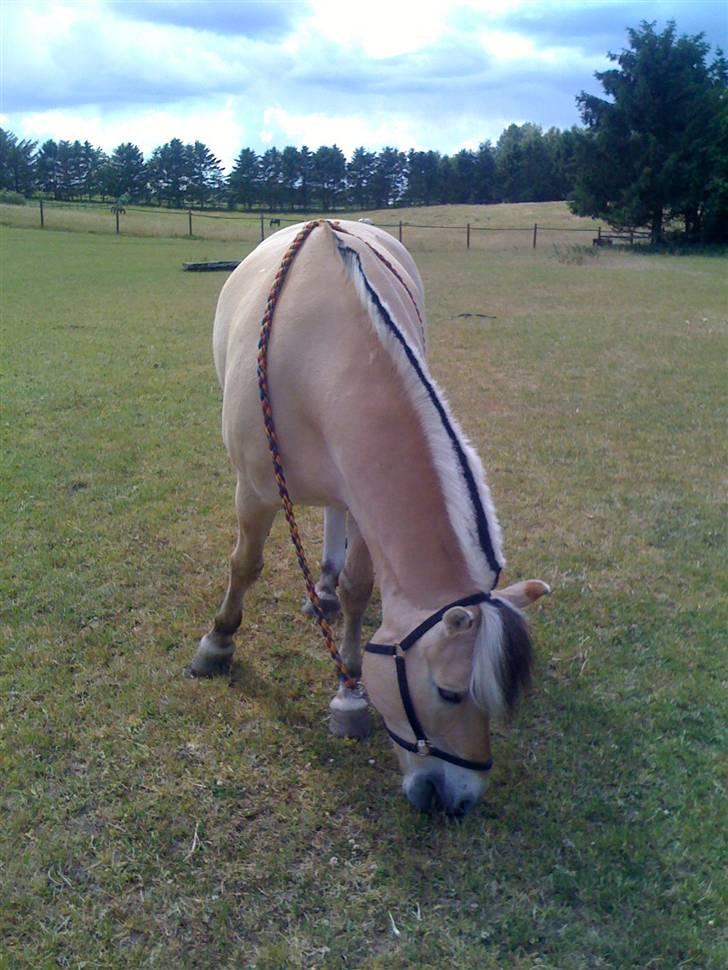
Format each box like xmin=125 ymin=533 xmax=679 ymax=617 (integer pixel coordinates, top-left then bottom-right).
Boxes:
xmin=365 ymin=591 xmax=501 ymax=773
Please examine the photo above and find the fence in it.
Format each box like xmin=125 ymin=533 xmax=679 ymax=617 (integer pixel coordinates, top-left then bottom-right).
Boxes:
xmin=10 ymin=200 xmax=637 ymax=251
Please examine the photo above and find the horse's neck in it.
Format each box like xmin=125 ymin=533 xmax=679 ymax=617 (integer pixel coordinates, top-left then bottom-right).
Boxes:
xmin=329 ymin=360 xmax=474 ymax=615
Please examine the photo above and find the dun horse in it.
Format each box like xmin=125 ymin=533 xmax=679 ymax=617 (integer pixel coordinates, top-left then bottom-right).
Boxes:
xmin=191 ymin=220 xmax=548 ymax=817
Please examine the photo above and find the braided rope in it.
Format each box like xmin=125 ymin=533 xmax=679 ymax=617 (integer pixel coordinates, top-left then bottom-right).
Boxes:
xmin=256 ymin=220 xmax=359 ymax=689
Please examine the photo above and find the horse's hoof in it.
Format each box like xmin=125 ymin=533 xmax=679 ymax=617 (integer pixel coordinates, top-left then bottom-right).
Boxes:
xmin=302 ymin=593 xmax=341 ymax=619
xmin=329 ymin=686 xmax=371 ymax=739
xmin=188 ymin=634 xmax=234 ymax=678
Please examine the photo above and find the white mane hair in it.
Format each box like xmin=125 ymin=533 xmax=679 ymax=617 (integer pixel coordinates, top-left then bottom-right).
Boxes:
xmin=335 ymin=237 xmax=504 ymax=590
xmin=470 ymin=599 xmax=532 ymax=718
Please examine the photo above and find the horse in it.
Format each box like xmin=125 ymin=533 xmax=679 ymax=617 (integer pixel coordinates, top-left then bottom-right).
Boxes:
xmin=190 ymin=220 xmax=549 ymax=817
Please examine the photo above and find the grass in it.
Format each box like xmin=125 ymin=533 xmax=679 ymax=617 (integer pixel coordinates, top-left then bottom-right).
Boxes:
xmin=0 ymin=199 xmax=607 ymax=252
xmin=1 ymin=209 xmax=727 ymax=968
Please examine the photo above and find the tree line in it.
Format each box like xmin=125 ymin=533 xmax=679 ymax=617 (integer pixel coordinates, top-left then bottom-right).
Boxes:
xmin=1 ymin=21 xmax=726 ymax=241
xmin=0 ymin=125 xmax=578 ymax=212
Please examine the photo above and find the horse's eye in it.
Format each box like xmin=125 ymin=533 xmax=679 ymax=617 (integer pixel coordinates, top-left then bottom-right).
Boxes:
xmin=437 ymin=687 xmax=465 ymax=704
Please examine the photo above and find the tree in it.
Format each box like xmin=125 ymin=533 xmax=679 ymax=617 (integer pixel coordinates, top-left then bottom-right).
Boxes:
xmin=473 ymin=142 xmax=497 ymax=203
xmin=406 ymin=150 xmax=442 ymax=205
xmin=571 ymin=20 xmax=728 ymax=242
xmin=495 ymin=124 xmax=560 ymax=203
xmin=102 ymin=143 xmax=147 ymax=201
xmin=186 ymin=141 xmax=224 ymax=208
xmin=370 ymin=147 xmax=407 ymax=208
xmin=148 ymin=138 xmax=188 ymax=207
xmin=347 ymin=147 xmax=377 ymax=209
xmin=260 ymin=147 xmax=284 ymax=210
xmin=311 ymin=145 xmax=346 ymax=210
xmin=0 ymin=129 xmax=37 ymax=196
xmin=228 ymin=148 xmax=259 ymax=209
xmin=280 ymin=146 xmax=301 ymax=210
xmin=298 ymin=146 xmax=314 ymax=211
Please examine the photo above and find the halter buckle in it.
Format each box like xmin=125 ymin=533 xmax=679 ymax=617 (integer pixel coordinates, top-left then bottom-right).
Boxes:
xmin=416 ymin=739 xmax=431 ymax=757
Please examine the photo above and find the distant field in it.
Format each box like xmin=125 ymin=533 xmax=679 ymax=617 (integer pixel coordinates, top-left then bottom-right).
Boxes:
xmin=0 ymin=199 xmax=608 ymax=252
xmin=1 ymin=216 xmax=726 ymax=968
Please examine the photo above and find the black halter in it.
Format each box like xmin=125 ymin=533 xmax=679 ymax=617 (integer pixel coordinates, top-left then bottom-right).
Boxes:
xmin=364 ymin=592 xmax=498 ymax=772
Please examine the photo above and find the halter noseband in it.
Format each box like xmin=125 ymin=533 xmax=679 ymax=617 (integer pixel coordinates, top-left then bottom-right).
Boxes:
xmin=365 ymin=591 xmax=499 ymax=773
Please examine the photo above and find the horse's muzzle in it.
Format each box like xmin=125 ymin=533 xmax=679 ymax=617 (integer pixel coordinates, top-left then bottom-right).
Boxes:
xmin=403 ymin=769 xmax=484 ymax=819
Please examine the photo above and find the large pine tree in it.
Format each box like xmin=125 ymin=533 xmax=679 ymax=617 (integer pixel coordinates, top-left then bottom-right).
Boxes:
xmin=571 ymin=21 xmax=728 ymax=242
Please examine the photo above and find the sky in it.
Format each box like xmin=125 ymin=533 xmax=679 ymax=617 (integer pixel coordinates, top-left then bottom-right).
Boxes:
xmin=2 ymin=0 xmax=726 ymax=171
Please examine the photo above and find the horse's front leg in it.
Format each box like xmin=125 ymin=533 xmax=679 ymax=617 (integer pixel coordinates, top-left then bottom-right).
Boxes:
xmin=329 ymin=515 xmax=373 ymax=739
xmin=190 ymin=483 xmax=276 ymax=677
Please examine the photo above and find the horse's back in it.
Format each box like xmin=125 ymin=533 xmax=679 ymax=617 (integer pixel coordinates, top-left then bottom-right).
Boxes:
xmin=212 ymin=221 xmax=426 ymax=507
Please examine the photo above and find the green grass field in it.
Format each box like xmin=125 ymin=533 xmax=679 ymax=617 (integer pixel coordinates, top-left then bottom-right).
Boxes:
xmin=1 ymin=208 xmax=726 ymax=969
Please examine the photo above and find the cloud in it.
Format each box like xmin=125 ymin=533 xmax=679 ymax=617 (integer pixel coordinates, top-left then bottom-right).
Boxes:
xmin=2 ymin=0 xmax=724 ymax=169
xmin=108 ymin=0 xmax=303 ymax=39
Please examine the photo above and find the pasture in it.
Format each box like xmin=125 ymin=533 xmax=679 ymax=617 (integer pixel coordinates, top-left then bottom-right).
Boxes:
xmin=1 ymin=209 xmax=726 ymax=969
xmin=0 ymin=199 xmax=604 ymax=253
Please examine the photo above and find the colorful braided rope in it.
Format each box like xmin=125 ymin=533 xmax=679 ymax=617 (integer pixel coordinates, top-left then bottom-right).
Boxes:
xmin=256 ymin=220 xmax=359 ymax=689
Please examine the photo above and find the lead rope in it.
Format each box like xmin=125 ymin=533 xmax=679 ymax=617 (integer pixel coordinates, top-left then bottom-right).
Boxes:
xmin=256 ymin=220 xmax=359 ymax=690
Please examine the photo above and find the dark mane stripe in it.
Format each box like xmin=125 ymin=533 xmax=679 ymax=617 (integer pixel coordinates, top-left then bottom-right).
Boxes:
xmin=494 ymin=599 xmax=533 ymax=712
xmin=336 ymin=240 xmax=502 ymax=585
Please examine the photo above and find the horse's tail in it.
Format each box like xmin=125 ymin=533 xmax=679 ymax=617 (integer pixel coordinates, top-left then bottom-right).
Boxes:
xmin=470 ymin=599 xmax=533 ymax=718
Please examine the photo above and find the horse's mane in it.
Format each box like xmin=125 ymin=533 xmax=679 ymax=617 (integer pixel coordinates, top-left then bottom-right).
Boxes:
xmin=334 ymin=234 xmax=505 ymax=591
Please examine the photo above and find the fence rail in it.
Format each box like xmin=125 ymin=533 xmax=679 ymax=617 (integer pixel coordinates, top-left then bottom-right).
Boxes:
xmin=15 ymin=200 xmax=632 ymax=250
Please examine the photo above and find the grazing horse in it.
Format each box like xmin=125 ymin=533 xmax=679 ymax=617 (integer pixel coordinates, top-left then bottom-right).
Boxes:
xmin=191 ymin=220 xmax=548 ymax=816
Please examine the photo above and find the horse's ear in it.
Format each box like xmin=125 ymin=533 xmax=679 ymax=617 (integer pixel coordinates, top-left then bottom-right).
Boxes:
xmin=443 ymin=606 xmax=475 ymax=637
xmin=495 ymin=580 xmax=550 ymax=610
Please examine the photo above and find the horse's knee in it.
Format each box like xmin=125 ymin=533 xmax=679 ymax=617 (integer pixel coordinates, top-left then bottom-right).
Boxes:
xmin=338 ymin=569 xmax=372 ymax=616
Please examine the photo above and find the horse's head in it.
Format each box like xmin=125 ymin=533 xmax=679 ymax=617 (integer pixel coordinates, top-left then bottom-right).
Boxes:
xmin=363 ymin=580 xmax=549 ymax=818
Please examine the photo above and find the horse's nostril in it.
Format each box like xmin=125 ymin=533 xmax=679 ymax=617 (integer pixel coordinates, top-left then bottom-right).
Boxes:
xmin=405 ymin=775 xmax=437 ymax=813
xmin=446 ymin=797 xmax=475 ymax=821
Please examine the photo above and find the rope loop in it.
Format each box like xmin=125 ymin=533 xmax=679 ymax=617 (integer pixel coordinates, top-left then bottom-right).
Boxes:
xmin=256 ymin=220 xmax=359 ymax=689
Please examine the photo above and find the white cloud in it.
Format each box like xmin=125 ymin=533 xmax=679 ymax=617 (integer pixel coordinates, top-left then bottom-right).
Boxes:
xmin=2 ymin=0 xmax=724 ymax=167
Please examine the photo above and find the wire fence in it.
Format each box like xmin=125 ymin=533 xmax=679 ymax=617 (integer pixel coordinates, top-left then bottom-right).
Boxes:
xmin=7 ymin=199 xmax=650 ymax=251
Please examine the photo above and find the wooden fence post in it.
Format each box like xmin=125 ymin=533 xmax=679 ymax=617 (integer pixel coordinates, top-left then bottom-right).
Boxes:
xmin=115 ymin=210 xmax=120 ymax=235
xmin=399 ymin=220 xmax=403 ymax=243
xmin=532 ymin=223 xmax=538 ymax=248
xmin=188 ymin=209 xmax=193 ymax=237
xmin=260 ymin=214 xmax=265 ymax=242
xmin=39 ymin=198 xmax=44 ymax=228
xmin=467 ymin=223 xmax=471 ymax=249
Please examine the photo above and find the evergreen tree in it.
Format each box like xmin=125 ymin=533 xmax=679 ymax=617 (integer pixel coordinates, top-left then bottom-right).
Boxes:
xmin=311 ymin=145 xmax=346 ymax=210
xmin=450 ymin=149 xmax=477 ymax=203
xmin=370 ymin=147 xmax=407 ymax=207
xmin=148 ymin=138 xmax=188 ymax=207
xmin=571 ymin=20 xmax=728 ymax=242
xmin=0 ymin=129 xmax=37 ymax=196
xmin=260 ymin=147 xmax=284 ymax=210
xmin=347 ymin=147 xmax=377 ymax=209
xmin=103 ymin=143 xmax=147 ymax=201
xmin=298 ymin=146 xmax=314 ymax=211
xmin=406 ymin=150 xmax=442 ymax=205
xmin=228 ymin=148 xmax=259 ymax=209
xmin=281 ymin=146 xmax=301 ymax=210
xmin=186 ymin=141 xmax=224 ymax=208
xmin=473 ymin=142 xmax=497 ymax=203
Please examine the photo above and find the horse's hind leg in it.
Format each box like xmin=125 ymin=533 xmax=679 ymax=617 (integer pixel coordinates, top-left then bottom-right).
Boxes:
xmin=329 ymin=515 xmax=373 ymax=738
xmin=302 ymin=506 xmax=346 ymax=618
xmin=190 ymin=484 xmax=276 ymax=677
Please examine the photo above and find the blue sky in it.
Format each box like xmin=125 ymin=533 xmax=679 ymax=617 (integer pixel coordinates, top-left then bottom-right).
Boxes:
xmin=2 ymin=0 xmax=726 ymax=170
